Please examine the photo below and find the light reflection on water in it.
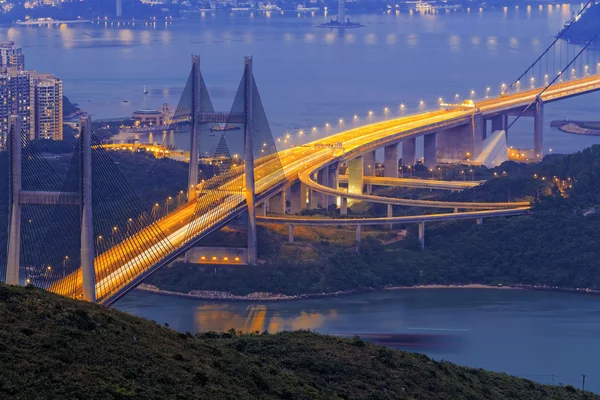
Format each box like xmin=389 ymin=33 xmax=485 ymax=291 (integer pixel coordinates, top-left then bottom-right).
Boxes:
xmin=194 ymin=303 xmax=338 ymax=333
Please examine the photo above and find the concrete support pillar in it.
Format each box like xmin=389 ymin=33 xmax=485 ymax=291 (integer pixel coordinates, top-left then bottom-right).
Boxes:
xmin=423 ymin=133 xmax=437 ymax=169
xmin=453 ymin=207 xmax=458 ymax=213
xmin=534 ymin=96 xmax=544 ymax=159
xmin=363 ymin=150 xmax=376 ymax=194
xmin=289 ymin=182 xmax=307 ymax=214
xmin=402 ymin=137 xmax=416 ymax=166
xmin=472 ymin=113 xmax=484 ymax=157
xmin=257 ymin=202 xmax=267 ymax=216
xmin=80 ymin=117 xmax=96 ymax=303
xmin=288 ymin=224 xmax=294 ymax=243
xmin=491 ymin=114 xmax=506 ymax=133
xmin=268 ymin=190 xmax=286 ymax=215
xmin=327 ymin=162 xmax=339 ymax=208
xmin=476 ymin=218 xmax=483 ymax=225
xmin=384 ymin=143 xmax=399 ymax=178
xmin=387 ymin=204 xmax=393 ymax=230
xmin=340 ymin=197 xmax=348 ymax=215
xmin=503 ymin=114 xmax=509 ymax=138
xmin=418 ymin=222 xmax=425 ymax=250
xmin=6 ymin=116 xmax=21 ymax=286
xmin=187 ymin=55 xmax=201 ymax=202
xmin=347 ymin=156 xmax=364 ymax=195
xmin=308 ymin=189 xmax=317 ymax=209
xmin=244 ymin=57 xmax=257 ymax=265
xmin=316 ymin=168 xmax=329 ymax=209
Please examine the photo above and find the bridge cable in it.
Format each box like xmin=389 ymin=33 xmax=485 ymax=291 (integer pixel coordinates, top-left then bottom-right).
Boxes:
xmin=504 ymin=0 xmax=593 ymax=94
xmin=506 ymin=23 xmax=600 ymax=132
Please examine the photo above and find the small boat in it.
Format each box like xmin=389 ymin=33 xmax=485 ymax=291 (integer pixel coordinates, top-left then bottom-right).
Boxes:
xmin=123 ymin=100 xmax=129 ymax=103
xmin=143 ymin=85 xmax=149 ymax=95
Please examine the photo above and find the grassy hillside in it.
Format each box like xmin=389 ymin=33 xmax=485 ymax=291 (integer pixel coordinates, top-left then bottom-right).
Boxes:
xmin=0 ymin=284 xmax=597 ymax=400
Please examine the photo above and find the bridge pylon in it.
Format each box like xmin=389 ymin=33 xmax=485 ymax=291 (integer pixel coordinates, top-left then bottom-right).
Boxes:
xmin=244 ymin=56 xmax=257 ymax=265
xmin=5 ymin=115 xmax=96 ymax=302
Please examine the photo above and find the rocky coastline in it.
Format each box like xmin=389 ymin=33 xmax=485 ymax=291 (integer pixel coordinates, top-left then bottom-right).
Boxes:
xmin=551 ymin=120 xmax=600 ymax=136
xmin=136 ymin=282 xmax=600 ymax=302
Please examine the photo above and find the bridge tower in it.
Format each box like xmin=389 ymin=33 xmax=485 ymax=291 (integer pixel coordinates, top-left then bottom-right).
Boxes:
xmin=187 ymin=55 xmax=201 ymax=202
xmin=116 ymin=0 xmax=123 ymax=17
xmin=5 ymin=115 xmax=96 ymax=302
xmin=243 ymin=56 xmax=257 ymax=265
xmin=338 ymin=0 xmax=346 ymax=23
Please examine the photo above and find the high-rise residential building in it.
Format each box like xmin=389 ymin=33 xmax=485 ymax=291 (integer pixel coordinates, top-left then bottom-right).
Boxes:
xmin=0 ymin=68 xmax=34 ymax=147
xmin=0 ymin=43 xmax=63 ymax=148
xmin=34 ymin=73 xmax=63 ymax=141
xmin=0 ymin=42 xmax=25 ymax=73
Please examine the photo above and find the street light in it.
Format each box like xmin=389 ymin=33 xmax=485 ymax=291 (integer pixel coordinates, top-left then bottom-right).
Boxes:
xmin=485 ymin=87 xmax=491 ymax=98
xmin=399 ymin=103 xmax=406 ymax=116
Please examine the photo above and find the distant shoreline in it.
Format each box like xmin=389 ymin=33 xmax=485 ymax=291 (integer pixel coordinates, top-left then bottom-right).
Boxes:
xmin=135 ymin=282 xmax=600 ymax=302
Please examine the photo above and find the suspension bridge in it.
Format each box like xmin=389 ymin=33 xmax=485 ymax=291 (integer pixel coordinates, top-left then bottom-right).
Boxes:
xmin=2 ymin=5 xmax=600 ymax=306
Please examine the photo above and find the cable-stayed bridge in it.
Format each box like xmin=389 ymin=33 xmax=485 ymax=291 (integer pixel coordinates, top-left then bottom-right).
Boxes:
xmin=3 ymin=8 xmax=600 ymax=306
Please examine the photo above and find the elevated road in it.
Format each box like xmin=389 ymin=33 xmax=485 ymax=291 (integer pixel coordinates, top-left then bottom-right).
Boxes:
xmin=257 ymin=207 xmax=530 ymax=226
xmin=50 ymin=74 xmax=600 ymax=305
xmin=338 ymin=175 xmax=484 ymax=191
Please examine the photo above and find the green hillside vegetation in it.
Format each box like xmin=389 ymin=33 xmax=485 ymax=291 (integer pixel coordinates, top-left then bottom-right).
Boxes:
xmin=0 ymin=283 xmax=596 ymax=400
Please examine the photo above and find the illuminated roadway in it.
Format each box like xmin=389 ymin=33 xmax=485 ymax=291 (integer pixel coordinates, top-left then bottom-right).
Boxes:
xmin=49 ymin=74 xmax=600 ymax=305
xmin=338 ymin=176 xmax=484 ymax=191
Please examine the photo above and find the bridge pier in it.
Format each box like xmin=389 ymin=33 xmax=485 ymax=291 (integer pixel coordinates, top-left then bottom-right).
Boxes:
xmin=402 ymin=137 xmax=416 ymax=167
xmin=387 ymin=204 xmax=393 ymax=230
xmin=418 ymin=222 xmax=425 ymax=250
xmin=347 ymin=156 xmax=364 ymax=195
xmin=316 ymin=168 xmax=329 ymax=208
xmin=289 ymin=182 xmax=307 ymax=214
xmin=534 ymin=96 xmax=544 ymax=159
xmin=340 ymin=197 xmax=348 ymax=215
xmin=363 ymin=150 xmax=376 ymax=194
xmin=289 ymin=224 xmax=294 ymax=243
xmin=6 ymin=116 xmax=21 ymax=286
xmin=356 ymin=224 xmax=361 ymax=252
xmin=327 ymin=162 xmax=339 ymax=209
xmin=257 ymin=202 xmax=267 ymax=216
xmin=384 ymin=143 xmax=399 ymax=178
xmin=269 ymin=190 xmax=287 ymax=214
xmin=423 ymin=133 xmax=437 ymax=169
xmin=436 ymin=113 xmax=483 ymax=163
xmin=491 ymin=114 xmax=507 ymax=133
xmin=476 ymin=218 xmax=483 ymax=225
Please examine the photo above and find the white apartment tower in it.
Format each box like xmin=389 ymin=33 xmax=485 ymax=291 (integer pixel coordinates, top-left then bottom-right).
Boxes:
xmin=34 ymin=74 xmax=63 ymax=141
xmin=0 ymin=42 xmax=25 ymax=73
xmin=0 ymin=43 xmax=63 ymax=148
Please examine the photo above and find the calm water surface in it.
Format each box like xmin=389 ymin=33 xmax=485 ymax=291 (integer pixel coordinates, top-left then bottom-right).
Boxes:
xmin=117 ymin=288 xmax=600 ymax=393
xmin=3 ymin=5 xmax=600 ymax=154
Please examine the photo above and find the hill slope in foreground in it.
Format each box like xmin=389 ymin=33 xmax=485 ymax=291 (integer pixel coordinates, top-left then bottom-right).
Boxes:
xmin=0 ymin=285 xmax=596 ymax=400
